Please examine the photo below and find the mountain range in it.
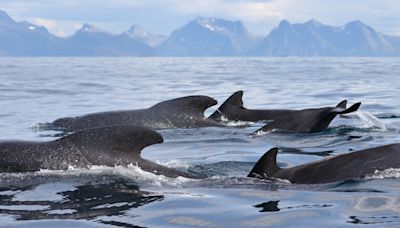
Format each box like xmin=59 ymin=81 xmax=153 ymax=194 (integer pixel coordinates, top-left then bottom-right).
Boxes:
xmin=0 ymin=9 xmax=399 ymax=56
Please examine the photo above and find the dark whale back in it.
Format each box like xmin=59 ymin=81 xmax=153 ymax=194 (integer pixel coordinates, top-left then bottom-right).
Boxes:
xmin=249 ymin=144 xmax=400 ymax=184
xmin=57 ymin=125 xmax=164 ymax=154
xmin=254 ymin=101 xmax=361 ymax=133
xmin=209 ymin=91 xmax=350 ymax=123
xmin=0 ymin=125 xmax=200 ymax=178
xmin=0 ymin=125 xmax=165 ymax=173
xmin=150 ymin=95 xmax=217 ymax=116
xmin=51 ymin=95 xmax=221 ymax=131
xmin=209 ymin=91 xmax=296 ymax=122
xmin=58 ymin=125 xmax=198 ymax=178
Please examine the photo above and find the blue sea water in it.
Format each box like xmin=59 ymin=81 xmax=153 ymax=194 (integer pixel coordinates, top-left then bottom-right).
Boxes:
xmin=0 ymin=57 xmax=400 ymax=227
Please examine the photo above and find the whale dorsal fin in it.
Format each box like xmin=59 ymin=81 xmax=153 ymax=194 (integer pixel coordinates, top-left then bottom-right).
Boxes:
xmin=221 ymin=90 xmax=244 ymax=108
xmin=331 ymin=102 xmax=361 ymax=115
xmin=209 ymin=91 xmax=244 ymax=120
xmin=58 ymin=125 xmax=163 ymax=155
xmin=150 ymin=95 xmax=217 ymax=117
xmin=336 ymin=100 xmax=347 ymax=109
xmin=248 ymin=148 xmax=281 ymax=178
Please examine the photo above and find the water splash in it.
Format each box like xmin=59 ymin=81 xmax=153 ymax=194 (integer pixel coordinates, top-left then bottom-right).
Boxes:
xmin=225 ymin=120 xmax=253 ymax=127
xmin=218 ymin=115 xmax=253 ymax=127
xmin=156 ymin=159 xmax=192 ymax=170
xmin=354 ymin=112 xmax=387 ymax=130
xmin=367 ymin=168 xmax=400 ymax=179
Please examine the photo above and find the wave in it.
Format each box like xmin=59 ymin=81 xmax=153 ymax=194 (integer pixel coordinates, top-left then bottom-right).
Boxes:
xmin=375 ymin=113 xmax=400 ymax=119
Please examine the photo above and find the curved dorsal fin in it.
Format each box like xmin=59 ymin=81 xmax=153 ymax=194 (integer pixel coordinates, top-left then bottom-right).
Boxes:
xmin=150 ymin=95 xmax=217 ymax=117
xmin=221 ymin=90 xmax=244 ymax=108
xmin=58 ymin=125 xmax=163 ymax=155
xmin=331 ymin=102 xmax=361 ymax=114
xmin=336 ymin=100 xmax=347 ymax=109
xmin=209 ymin=91 xmax=244 ymax=120
xmin=248 ymin=148 xmax=281 ymax=178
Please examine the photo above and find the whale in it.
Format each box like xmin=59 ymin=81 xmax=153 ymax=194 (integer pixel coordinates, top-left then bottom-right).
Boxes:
xmin=50 ymin=95 xmax=223 ymax=132
xmin=209 ymin=90 xmax=349 ymax=123
xmin=253 ymin=101 xmax=361 ymax=134
xmin=0 ymin=125 xmax=199 ymax=178
xmin=248 ymin=145 xmax=400 ymax=184
xmin=209 ymin=91 xmax=298 ymax=122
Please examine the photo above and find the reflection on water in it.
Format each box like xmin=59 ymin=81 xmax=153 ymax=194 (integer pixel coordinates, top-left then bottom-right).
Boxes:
xmin=254 ymin=200 xmax=332 ymax=213
xmin=0 ymin=177 xmax=163 ymax=226
xmin=348 ymin=215 xmax=400 ymax=225
xmin=254 ymin=201 xmax=280 ymax=212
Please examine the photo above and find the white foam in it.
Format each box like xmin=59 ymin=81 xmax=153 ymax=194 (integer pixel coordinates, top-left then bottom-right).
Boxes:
xmin=367 ymin=168 xmax=400 ymax=179
xmin=273 ymin=177 xmax=292 ymax=184
xmin=225 ymin=120 xmax=253 ymax=127
xmin=47 ymin=209 xmax=76 ymax=215
xmin=157 ymin=160 xmax=191 ymax=169
xmin=37 ymin=164 xmax=193 ymax=188
xmin=250 ymin=128 xmax=278 ymax=137
xmin=92 ymin=202 xmax=128 ymax=209
xmin=218 ymin=114 xmax=253 ymax=127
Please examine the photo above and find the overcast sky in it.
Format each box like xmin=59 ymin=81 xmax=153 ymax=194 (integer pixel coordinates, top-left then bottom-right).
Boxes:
xmin=0 ymin=0 xmax=399 ymax=37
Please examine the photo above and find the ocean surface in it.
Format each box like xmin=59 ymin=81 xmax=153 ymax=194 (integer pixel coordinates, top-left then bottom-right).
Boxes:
xmin=0 ymin=57 xmax=400 ymax=227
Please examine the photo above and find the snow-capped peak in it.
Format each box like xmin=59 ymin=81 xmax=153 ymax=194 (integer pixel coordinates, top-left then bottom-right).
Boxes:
xmin=81 ymin=23 xmax=107 ymax=33
xmin=127 ymin=25 xmax=148 ymax=37
xmin=196 ymin=18 xmax=226 ymax=33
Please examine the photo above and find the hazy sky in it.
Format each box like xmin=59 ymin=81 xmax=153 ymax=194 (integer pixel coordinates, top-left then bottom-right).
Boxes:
xmin=0 ymin=0 xmax=399 ymax=37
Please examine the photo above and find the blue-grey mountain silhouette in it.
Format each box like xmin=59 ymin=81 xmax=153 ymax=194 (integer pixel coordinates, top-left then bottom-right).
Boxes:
xmin=0 ymin=10 xmax=155 ymax=56
xmin=158 ymin=17 xmax=260 ymax=56
xmin=0 ymin=10 xmax=57 ymax=56
xmin=0 ymin=9 xmax=399 ymax=56
xmin=125 ymin=25 xmax=167 ymax=47
xmin=56 ymin=23 xmax=156 ymax=56
xmin=257 ymin=19 xmax=399 ymax=56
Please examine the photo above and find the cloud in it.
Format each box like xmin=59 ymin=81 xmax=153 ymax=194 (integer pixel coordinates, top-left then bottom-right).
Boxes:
xmin=31 ymin=18 xmax=66 ymax=36
xmin=165 ymin=0 xmax=282 ymax=21
xmin=157 ymin=0 xmax=283 ymax=34
xmin=394 ymin=29 xmax=400 ymax=37
xmin=271 ymin=0 xmax=400 ymax=27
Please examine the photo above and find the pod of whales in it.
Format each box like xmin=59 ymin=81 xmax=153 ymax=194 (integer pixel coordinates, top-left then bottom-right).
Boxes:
xmin=0 ymin=125 xmax=199 ymax=178
xmin=248 ymin=145 xmax=400 ymax=184
xmin=4 ymin=90 xmax=396 ymax=185
xmin=51 ymin=95 xmax=223 ymax=131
